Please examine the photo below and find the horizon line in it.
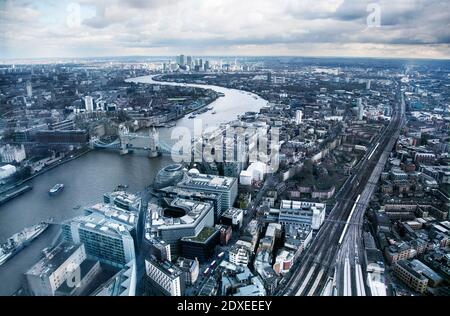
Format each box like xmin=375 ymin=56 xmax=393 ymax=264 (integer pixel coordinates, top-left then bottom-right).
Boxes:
xmin=1 ymin=54 xmax=450 ymax=64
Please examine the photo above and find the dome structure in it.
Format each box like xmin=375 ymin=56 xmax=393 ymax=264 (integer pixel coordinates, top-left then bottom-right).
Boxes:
xmin=153 ymin=164 xmax=185 ymax=189
xmin=188 ymin=168 xmax=200 ymax=176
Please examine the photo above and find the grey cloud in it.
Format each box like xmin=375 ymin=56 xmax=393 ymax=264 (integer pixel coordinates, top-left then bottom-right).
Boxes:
xmin=1 ymin=0 xmax=449 ymax=59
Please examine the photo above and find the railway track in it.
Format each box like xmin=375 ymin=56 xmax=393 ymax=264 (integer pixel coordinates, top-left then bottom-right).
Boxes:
xmin=279 ymin=87 xmax=405 ymax=296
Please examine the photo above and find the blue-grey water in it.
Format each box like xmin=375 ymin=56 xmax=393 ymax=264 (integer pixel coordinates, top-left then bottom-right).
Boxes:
xmin=0 ymin=75 xmax=267 ymax=295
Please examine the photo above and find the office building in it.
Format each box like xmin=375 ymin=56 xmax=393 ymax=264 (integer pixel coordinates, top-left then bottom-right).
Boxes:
xmin=34 ymin=130 xmax=89 ymax=144
xmin=62 ymin=214 xmax=136 ymax=268
xmin=83 ymin=202 xmax=140 ymax=241
xmin=392 ymin=260 xmax=429 ymax=293
xmin=229 ymin=244 xmax=251 ymax=266
xmin=26 ymin=243 xmax=88 ymax=296
xmin=103 ymin=191 xmax=142 ymax=213
xmin=91 ymin=260 xmax=137 ymax=296
xmin=177 ymin=54 xmax=185 ymax=66
xmin=409 ymin=259 xmax=444 ymax=287
xmin=84 ymin=96 xmax=94 ymax=112
xmin=147 ymin=198 xmax=215 ymax=256
xmin=356 ymin=98 xmax=364 ymax=121
xmin=26 ymin=81 xmax=32 ymax=97
xmin=278 ymin=200 xmax=326 ymax=231
xmin=153 ymin=164 xmax=186 ymax=190
xmin=178 ymin=173 xmax=238 ymax=214
xmin=180 ymin=227 xmax=220 ymax=263
xmin=146 ymin=238 xmax=172 ymax=262
xmin=220 ymin=208 xmax=244 ymax=229
xmin=240 ymin=161 xmax=267 ymax=185
xmin=259 ymin=223 xmax=282 ymax=253
xmin=186 ymin=56 xmax=192 ymax=67
xmin=295 ymin=110 xmax=303 ymax=125
xmin=384 ymin=242 xmax=413 ymax=264
xmin=157 ymin=185 xmax=222 ymax=221
xmin=358 ymin=102 xmax=364 ymax=120
xmin=48 ymin=119 xmax=76 ymax=131
xmin=176 ymin=257 xmax=199 ymax=286
xmin=145 ymin=257 xmax=184 ymax=296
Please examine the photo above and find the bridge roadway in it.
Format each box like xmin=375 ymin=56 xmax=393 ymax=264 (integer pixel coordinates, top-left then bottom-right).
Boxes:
xmin=90 ymin=135 xmax=174 ymax=156
xmin=278 ymin=85 xmax=404 ymax=296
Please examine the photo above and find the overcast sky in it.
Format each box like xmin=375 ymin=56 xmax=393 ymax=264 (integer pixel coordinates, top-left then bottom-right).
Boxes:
xmin=0 ymin=0 xmax=449 ymax=60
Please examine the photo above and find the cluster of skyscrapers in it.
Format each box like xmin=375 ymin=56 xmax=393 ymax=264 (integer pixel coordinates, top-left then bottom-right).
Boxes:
xmin=175 ymin=55 xmax=210 ymax=72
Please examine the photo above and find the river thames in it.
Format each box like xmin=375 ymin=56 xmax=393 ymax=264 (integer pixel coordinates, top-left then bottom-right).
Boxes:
xmin=0 ymin=75 xmax=267 ymax=295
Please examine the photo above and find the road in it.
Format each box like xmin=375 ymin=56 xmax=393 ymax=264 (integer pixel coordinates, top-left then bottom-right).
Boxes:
xmin=278 ymin=83 xmax=405 ymax=296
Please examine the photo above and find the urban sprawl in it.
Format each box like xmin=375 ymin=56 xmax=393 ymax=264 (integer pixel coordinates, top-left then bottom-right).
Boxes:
xmin=0 ymin=56 xmax=449 ymax=297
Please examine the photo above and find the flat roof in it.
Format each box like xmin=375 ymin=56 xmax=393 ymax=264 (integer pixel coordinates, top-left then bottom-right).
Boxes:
xmin=411 ymin=260 xmax=444 ymax=283
xmin=148 ymin=198 xmax=213 ymax=230
xmin=55 ymin=259 xmax=99 ymax=294
xmin=222 ymin=208 xmax=244 ymax=218
xmin=146 ymin=258 xmax=181 ymax=279
xmin=182 ymin=226 xmax=218 ymax=243
xmin=106 ymin=191 xmax=141 ymax=205
xmin=396 ymin=260 xmax=427 ymax=281
xmin=87 ymin=203 xmax=138 ymax=226
xmin=68 ymin=214 xmax=134 ymax=238
xmin=26 ymin=242 xmax=82 ymax=277
xmin=180 ymin=173 xmax=237 ymax=190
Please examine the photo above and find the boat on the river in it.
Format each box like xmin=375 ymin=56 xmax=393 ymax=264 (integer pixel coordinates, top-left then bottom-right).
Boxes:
xmin=49 ymin=184 xmax=64 ymax=195
xmin=0 ymin=222 xmax=49 ymax=266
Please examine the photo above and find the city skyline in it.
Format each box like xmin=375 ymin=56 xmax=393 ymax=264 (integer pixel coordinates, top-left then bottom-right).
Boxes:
xmin=0 ymin=0 xmax=449 ymax=301
xmin=1 ymin=0 xmax=449 ymax=60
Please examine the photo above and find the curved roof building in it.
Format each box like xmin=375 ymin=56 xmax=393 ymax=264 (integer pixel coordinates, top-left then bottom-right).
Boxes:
xmin=153 ymin=164 xmax=186 ymax=190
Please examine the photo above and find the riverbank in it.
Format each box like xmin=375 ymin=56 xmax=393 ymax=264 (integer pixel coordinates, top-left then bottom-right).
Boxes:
xmin=129 ymin=75 xmax=222 ymax=130
xmin=127 ymin=75 xmax=267 ymax=133
xmin=0 ymin=75 xmax=268 ymax=295
xmin=0 ymin=147 xmax=92 ymax=198
xmin=154 ymin=73 xmax=264 ymax=101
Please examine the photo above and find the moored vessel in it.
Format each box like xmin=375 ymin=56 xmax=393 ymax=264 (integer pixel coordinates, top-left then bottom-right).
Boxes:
xmin=0 ymin=222 xmax=50 ymax=266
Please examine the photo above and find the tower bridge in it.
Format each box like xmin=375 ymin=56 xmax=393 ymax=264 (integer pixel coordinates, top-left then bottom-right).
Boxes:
xmin=90 ymin=124 xmax=166 ymax=158
xmin=89 ymin=124 xmax=222 ymax=162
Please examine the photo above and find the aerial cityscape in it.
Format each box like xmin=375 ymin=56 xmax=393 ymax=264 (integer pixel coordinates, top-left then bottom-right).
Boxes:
xmin=0 ymin=0 xmax=449 ymax=300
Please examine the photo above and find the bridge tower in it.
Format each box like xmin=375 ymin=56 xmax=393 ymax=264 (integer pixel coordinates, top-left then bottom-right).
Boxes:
xmin=89 ymin=137 xmax=97 ymax=149
xmin=118 ymin=124 xmax=130 ymax=155
xmin=148 ymin=126 xmax=160 ymax=158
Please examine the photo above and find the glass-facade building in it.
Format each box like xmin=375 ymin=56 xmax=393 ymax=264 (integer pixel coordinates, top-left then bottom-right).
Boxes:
xmin=62 ymin=215 xmax=135 ymax=268
xmin=153 ymin=164 xmax=186 ymax=190
xmin=177 ymin=173 xmax=238 ymax=214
